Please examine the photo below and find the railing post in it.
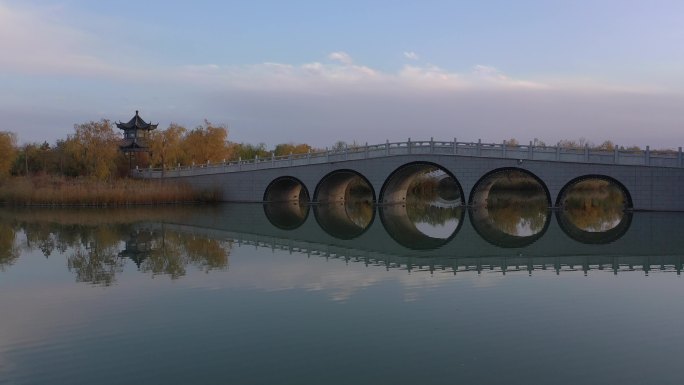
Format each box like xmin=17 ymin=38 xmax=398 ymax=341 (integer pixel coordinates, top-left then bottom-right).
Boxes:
xmin=365 ymin=142 xmax=369 ymax=158
xmin=614 ymin=145 xmax=619 ymax=164
xmin=477 ymin=139 xmax=482 ymax=156
xmin=255 ymin=155 xmax=258 ymax=169
xmin=679 ymin=147 xmax=682 ymax=167
xmin=326 ymin=147 xmax=329 ymax=162
xmin=453 ymin=138 xmax=457 ymax=154
xmin=272 ymin=153 xmax=275 ymax=166
xmin=408 ymin=138 xmax=412 ymax=154
xmin=289 ymin=152 xmax=293 ymax=166
xmin=645 ymin=146 xmax=650 ymax=166
xmin=238 ymin=157 xmax=241 ymax=171
xmin=430 ymin=137 xmax=434 ymax=153
xmin=528 ymin=141 xmax=533 ymax=160
xmin=307 ymin=148 xmax=311 ymax=164
xmin=386 ymin=140 xmax=389 ymax=156
xmin=502 ymin=140 xmax=507 ymax=158
xmin=584 ymin=144 xmax=589 ymax=162
xmin=556 ymin=145 xmax=560 ymax=161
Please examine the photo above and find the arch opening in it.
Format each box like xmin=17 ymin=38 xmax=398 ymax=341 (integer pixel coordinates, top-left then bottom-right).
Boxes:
xmin=263 ymin=176 xmax=310 ymax=203
xmin=556 ymin=176 xmax=632 ymax=239
xmin=379 ymin=162 xmax=464 ymax=249
xmin=468 ymin=168 xmax=552 ymax=247
xmin=313 ymin=170 xmax=375 ymax=240
xmin=380 ymin=162 xmax=463 ymax=205
xmin=314 ymin=170 xmax=375 ymax=204
xmin=263 ymin=202 xmax=310 ymax=230
xmin=314 ymin=202 xmax=375 ymax=240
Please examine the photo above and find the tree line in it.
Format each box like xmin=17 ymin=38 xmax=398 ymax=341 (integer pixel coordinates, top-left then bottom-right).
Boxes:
xmin=0 ymin=119 xmax=319 ymax=180
xmin=1 ymin=118 xmax=660 ymax=181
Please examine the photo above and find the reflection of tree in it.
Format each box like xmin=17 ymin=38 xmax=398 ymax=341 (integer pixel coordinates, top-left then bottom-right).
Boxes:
xmin=0 ymin=223 xmax=19 ymax=271
xmin=343 ymin=176 xmax=375 ymax=229
xmin=407 ymin=172 xmax=461 ymax=202
xmin=477 ymin=172 xmax=549 ymax=236
xmin=563 ymin=180 xmax=625 ymax=232
xmin=344 ymin=200 xmax=374 ymax=229
xmin=405 ymin=202 xmax=463 ymax=226
xmin=140 ymin=229 xmax=231 ymax=279
xmin=67 ymin=246 xmax=125 ymax=286
xmin=1 ymin=207 xmax=231 ymax=284
xmin=486 ymin=204 xmax=548 ymax=236
xmin=65 ymin=225 xmax=129 ymax=286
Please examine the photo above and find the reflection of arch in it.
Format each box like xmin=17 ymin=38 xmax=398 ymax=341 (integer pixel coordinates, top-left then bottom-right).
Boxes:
xmin=555 ymin=175 xmax=633 ymax=209
xmin=379 ymin=161 xmax=464 ymax=204
xmin=468 ymin=167 xmax=551 ymax=208
xmin=379 ymin=204 xmax=464 ymax=250
xmin=263 ymin=176 xmax=310 ymax=202
xmin=313 ymin=169 xmax=376 ymax=203
xmin=556 ymin=209 xmax=632 ymax=244
xmin=469 ymin=207 xmax=552 ymax=248
xmin=314 ymin=202 xmax=376 ymax=240
xmin=263 ymin=202 xmax=310 ymax=230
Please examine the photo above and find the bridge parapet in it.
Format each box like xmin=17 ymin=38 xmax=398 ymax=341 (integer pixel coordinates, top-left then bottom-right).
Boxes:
xmin=134 ymin=139 xmax=683 ymax=179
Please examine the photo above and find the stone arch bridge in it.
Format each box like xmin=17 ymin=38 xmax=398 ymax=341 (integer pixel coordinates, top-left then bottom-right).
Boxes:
xmin=134 ymin=139 xmax=684 ymax=211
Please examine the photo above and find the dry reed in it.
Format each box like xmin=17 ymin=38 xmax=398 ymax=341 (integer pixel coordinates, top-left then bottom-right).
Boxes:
xmin=0 ymin=176 xmax=218 ymax=207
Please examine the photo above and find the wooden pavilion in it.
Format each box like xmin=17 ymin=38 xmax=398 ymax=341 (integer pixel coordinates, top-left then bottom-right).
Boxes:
xmin=117 ymin=110 xmax=158 ymax=169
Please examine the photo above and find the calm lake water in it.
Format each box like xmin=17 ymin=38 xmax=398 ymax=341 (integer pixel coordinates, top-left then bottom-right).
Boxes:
xmin=1 ymin=202 xmax=684 ymax=385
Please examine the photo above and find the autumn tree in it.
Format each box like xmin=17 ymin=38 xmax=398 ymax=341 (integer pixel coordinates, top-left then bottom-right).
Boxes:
xmin=149 ymin=123 xmax=187 ymax=169
xmin=229 ymin=142 xmax=269 ymax=160
xmin=182 ymin=120 xmax=231 ymax=165
xmin=0 ymin=132 xmax=17 ymax=178
xmin=273 ymin=143 xmax=313 ymax=156
xmin=64 ymin=119 xmax=121 ymax=180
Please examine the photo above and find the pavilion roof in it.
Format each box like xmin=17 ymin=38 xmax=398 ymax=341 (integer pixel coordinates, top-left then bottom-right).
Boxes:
xmin=116 ymin=110 xmax=158 ymax=131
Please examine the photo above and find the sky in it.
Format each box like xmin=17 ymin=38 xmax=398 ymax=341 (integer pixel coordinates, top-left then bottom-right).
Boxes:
xmin=1 ymin=0 xmax=683 ymax=148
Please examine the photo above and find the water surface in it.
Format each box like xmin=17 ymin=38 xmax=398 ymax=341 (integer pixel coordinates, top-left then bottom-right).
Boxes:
xmin=1 ymin=204 xmax=683 ymax=385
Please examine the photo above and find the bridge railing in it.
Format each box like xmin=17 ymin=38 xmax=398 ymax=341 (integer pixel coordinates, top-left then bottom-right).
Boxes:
xmin=133 ymin=138 xmax=684 ymax=178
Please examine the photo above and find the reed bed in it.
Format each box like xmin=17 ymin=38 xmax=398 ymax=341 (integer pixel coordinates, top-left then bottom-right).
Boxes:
xmin=0 ymin=176 xmax=218 ymax=206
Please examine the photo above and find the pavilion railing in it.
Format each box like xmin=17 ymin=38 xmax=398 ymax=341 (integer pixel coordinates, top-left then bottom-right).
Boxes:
xmin=133 ymin=138 xmax=684 ymax=179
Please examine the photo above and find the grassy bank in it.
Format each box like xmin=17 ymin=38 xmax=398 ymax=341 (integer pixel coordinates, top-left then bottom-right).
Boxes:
xmin=0 ymin=176 xmax=219 ymax=206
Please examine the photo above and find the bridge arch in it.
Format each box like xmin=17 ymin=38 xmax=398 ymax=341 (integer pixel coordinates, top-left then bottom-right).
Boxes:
xmin=263 ymin=202 xmax=310 ymax=230
xmin=313 ymin=169 xmax=376 ymax=203
xmin=379 ymin=204 xmax=464 ymax=250
xmin=468 ymin=167 xmax=552 ymax=208
xmin=556 ymin=210 xmax=632 ymax=244
xmin=379 ymin=161 xmax=464 ymax=205
xmin=555 ymin=174 xmax=633 ymax=209
xmin=469 ymin=207 xmax=552 ymax=248
xmin=263 ymin=176 xmax=310 ymax=203
xmin=314 ymin=203 xmax=376 ymax=240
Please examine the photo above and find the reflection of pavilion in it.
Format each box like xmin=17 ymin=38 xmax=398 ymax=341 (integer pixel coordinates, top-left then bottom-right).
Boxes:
xmin=118 ymin=230 xmax=154 ymax=268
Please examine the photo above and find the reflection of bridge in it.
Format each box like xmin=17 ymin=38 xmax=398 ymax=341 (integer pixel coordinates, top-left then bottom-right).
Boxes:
xmin=136 ymin=139 xmax=684 ymax=211
xmin=142 ymin=204 xmax=684 ymax=275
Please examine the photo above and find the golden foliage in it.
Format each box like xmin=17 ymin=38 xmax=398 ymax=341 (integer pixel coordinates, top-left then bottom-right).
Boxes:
xmin=64 ymin=120 xmax=120 ymax=180
xmin=0 ymin=132 xmax=17 ymax=178
xmin=149 ymin=123 xmax=187 ymax=168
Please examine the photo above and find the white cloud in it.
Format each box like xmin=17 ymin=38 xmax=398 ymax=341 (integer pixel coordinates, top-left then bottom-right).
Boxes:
xmin=327 ymin=51 xmax=354 ymax=65
xmin=403 ymin=51 xmax=420 ymax=60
